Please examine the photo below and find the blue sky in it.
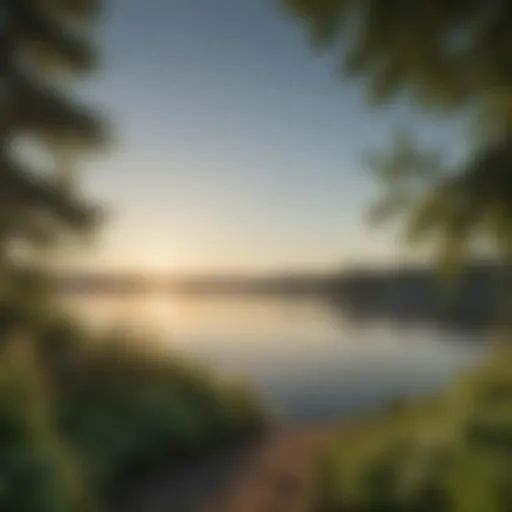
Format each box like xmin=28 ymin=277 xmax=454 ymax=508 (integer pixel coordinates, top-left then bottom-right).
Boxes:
xmin=73 ymin=0 xmax=457 ymax=273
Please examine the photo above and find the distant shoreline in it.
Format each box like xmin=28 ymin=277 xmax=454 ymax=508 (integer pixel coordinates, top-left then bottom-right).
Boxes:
xmin=54 ymin=261 xmax=501 ymax=332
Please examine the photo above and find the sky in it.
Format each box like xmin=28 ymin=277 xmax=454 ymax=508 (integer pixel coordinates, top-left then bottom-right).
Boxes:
xmin=69 ymin=0 xmax=458 ymax=274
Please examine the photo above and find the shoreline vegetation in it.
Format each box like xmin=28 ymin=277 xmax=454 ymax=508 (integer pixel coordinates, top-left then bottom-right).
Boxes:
xmin=0 ymin=275 xmax=267 ymax=511
xmin=315 ymin=344 xmax=512 ymax=511
xmin=55 ymin=261 xmax=503 ymax=331
xmin=2 ymin=269 xmax=510 ymax=512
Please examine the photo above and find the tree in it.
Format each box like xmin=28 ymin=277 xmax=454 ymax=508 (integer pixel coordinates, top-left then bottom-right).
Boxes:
xmin=0 ymin=0 xmax=106 ymax=269
xmin=280 ymin=1 xmax=512 ymax=120
xmin=279 ymin=1 xmax=512 ymax=292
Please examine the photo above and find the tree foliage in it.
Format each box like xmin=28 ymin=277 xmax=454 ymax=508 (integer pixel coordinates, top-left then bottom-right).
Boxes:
xmin=280 ymin=0 xmax=512 ymax=120
xmin=280 ymin=0 xmax=512 ymax=298
xmin=0 ymin=0 xmax=105 ymax=262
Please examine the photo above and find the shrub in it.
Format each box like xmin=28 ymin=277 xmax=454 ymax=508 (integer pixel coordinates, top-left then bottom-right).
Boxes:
xmin=0 ymin=297 xmax=266 ymax=506
xmin=49 ymin=330 xmax=264 ymax=484
xmin=316 ymin=349 xmax=512 ymax=511
xmin=0 ymin=338 xmax=98 ymax=512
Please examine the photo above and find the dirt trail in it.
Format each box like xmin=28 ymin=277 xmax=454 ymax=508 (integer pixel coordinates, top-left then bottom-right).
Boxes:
xmin=202 ymin=427 xmax=335 ymax=512
xmin=114 ymin=427 xmax=335 ymax=512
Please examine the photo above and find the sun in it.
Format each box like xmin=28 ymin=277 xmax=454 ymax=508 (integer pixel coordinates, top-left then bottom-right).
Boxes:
xmin=137 ymin=247 xmax=174 ymax=276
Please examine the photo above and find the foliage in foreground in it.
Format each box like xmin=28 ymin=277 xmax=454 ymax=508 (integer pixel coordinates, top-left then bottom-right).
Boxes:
xmin=0 ymin=340 xmax=97 ymax=512
xmin=54 ymin=331 xmax=265 ymax=486
xmin=317 ymin=346 xmax=512 ymax=511
xmin=281 ymin=0 xmax=512 ymax=319
xmin=0 ymin=296 xmax=266 ymax=511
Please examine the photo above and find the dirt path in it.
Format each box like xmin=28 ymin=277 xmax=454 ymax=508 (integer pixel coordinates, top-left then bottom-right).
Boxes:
xmin=202 ymin=427 xmax=335 ymax=512
xmin=113 ymin=427 xmax=335 ymax=512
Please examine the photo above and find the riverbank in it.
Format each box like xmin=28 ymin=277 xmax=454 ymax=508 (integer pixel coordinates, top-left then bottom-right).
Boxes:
xmin=111 ymin=343 xmax=512 ymax=512
xmin=0 ymin=292 xmax=267 ymax=512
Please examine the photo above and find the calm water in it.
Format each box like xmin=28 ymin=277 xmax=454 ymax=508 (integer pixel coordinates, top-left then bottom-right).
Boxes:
xmin=66 ymin=293 xmax=485 ymax=424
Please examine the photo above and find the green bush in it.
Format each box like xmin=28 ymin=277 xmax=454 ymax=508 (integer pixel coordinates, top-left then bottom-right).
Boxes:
xmin=0 ymin=340 xmax=98 ymax=512
xmin=54 ymin=334 xmax=265 ymax=484
xmin=317 ymin=349 xmax=512 ymax=511
xmin=0 ymin=297 xmax=266 ymax=507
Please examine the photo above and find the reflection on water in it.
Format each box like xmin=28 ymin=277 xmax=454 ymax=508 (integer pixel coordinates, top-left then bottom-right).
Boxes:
xmin=64 ymin=293 xmax=485 ymax=424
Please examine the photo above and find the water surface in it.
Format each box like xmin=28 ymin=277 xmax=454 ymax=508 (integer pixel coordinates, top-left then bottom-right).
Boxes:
xmin=66 ymin=293 xmax=485 ymax=424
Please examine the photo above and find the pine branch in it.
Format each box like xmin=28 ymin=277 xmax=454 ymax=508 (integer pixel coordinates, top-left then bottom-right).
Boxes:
xmin=17 ymin=0 xmax=98 ymax=72
xmin=11 ymin=73 xmax=105 ymax=147
xmin=0 ymin=156 xmax=99 ymax=229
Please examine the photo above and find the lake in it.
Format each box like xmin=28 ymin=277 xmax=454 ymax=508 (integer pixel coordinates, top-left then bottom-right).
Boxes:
xmin=65 ymin=293 xmax=486 ymax=425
